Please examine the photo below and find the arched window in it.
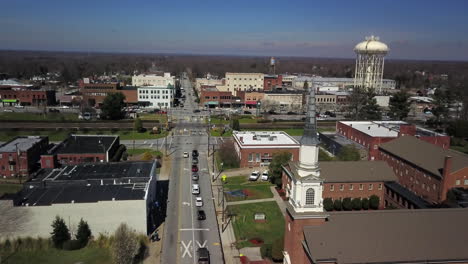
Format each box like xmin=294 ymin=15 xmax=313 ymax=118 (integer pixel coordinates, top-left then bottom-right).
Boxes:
xmin=305 ymin=188 xmax=315 ymax=205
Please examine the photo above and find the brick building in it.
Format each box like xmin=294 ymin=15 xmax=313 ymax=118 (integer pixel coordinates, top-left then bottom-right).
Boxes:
xmin=80 ymin=83 xmax=137 ymax=106
xmin=0 ymin=136 xmax=49 ymax=178
xmin=236 ymin=91 xmax=264 ymax=108
xmin=378 ymin=135 xmax=468 ymax=204
xmin=0 ymin=88 xmax=56 ymax=106
xmin=336 ymin=121 xmax=450 ymax=161
xmin=263 ymin=74 xmax=282 ymax=91
xmin=232 ymin=131 xmax=299 ymax=168
xmin=40 ymin=135 xmax=120 ymax=169
xmin=199 ymin=88 xmax=233 ymax=108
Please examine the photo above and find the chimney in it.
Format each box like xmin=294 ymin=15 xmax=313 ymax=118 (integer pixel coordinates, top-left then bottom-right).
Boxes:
xmin=440 ymin=156 xmax=454 ymax=202
xmin=240 ymin=136 xmax=243 ymax=143
xmin=368 ymin=126 xmax=370 ymax=130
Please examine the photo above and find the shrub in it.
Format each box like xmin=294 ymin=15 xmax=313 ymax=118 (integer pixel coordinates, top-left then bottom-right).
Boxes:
xmin=271 ymin=238 xmax=284 ymax=262
xmin=62 ymin=240 xmax=83 ymax=251
xmin=111 ymin=223 xmax=139 ymax=264
xmin=76 ymin=218 xmax=92 ymax=247
xmin=333 ymin=199 xmax=342 ymax=211
xmin=342 ymin=198 xmax=352 ymax=211
xmin=14 ymin=237 xmax=23 ymax=251
xmin=3 ymin=238 xmax=12 ymax=253
xmin=122 ymin=152 xmax=128 ymax=161
xmin=260 ymin=243 xmax=272 ymax=259
xmin=323 ymin=198 xmax=334 ymax=211
xmin=24 ymin=236 xmax=34 ymax=251
xmin=134 ymin=118 xmax=144 ymax=133
xmin=351 ymin=198 xmax=362 ymax=210
xmin=369 ymin=195 xmax=380 ymax=210
xmin=362 ymin=198 xmax=370 ymax=210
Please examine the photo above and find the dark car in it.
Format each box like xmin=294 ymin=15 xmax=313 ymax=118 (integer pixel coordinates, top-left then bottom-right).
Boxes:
xmin=287 ymin=111 xmax=297 ymax=115
xmin=193 ymin=109 xmax=201 ymax=113
xmin=49 ymin=108 xmax=60 ymax=113
xmin=268 ymin=110 xmax=277 ymax=115
xmin=197 ymin=247 xmax=210 ymax=264
xmin=192 ymin=172 xmax=199 ymax=181
xmin=324 ymin=111 xmax=336 ymax=117
xmin=192 ymin=157 xmax=199 ymax=165
xmin=192 ymin=150 xmax=199 ymax=158
xmin=197 ymin=210 xmax=206 ymax=220
xmin=244 ymin=111 xmax=252 ymax=114
xmin=192 ymin=165 xmax=198 ymax=172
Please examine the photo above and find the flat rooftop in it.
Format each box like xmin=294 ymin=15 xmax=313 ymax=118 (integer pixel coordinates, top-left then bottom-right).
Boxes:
xmin=303 ymin=208 xmax=468 ymax=263
xmin=233 ymin=131 xmax=299 ymax=146
xmin=0 ymin=136 xmax=45 ymax=153
xmin=34 ymin=161 xmax=153 ymax=183
xmin=340 ymin=121 xmax=446 ymax=138
xmin=48 ymin=135 xmax=118 ymax=155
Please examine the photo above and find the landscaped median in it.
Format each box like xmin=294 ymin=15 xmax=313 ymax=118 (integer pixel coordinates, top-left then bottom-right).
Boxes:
xmin=223 ymin=176 xmax=273 ymax=202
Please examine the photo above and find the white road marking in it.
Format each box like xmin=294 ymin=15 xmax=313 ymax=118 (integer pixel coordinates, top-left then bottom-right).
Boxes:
xmin=196 ymin=240 xmax=207 ymax=248
xmin=182 ymin=202 xmax=191 ymax=206
xmin=181 ymin=240 xmax=192 ymax=258
xmin=180 ymin=228 xmax=210 ymax=231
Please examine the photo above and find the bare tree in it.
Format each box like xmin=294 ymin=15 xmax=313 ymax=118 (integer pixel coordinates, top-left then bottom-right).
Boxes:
xmin=111 ymin=223 xmax=139 ymax=264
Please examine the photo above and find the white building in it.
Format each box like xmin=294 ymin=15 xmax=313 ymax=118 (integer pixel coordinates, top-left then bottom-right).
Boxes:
xmin=132 ymin=73 xmax=175 ymax=87
xmin=195 ymin=78 xmax=224 ymax=92
xmin=137 ymin=85 xmax=175 ymax=108
xmin=223 ymin=72 xmax=264 ymax=92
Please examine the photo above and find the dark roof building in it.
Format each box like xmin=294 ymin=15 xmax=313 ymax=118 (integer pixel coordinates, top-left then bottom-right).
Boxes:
xmin=302 ymin=209 xmax=468 ymax=264
xmin=0 ymin=136 xmax=49 ymax=177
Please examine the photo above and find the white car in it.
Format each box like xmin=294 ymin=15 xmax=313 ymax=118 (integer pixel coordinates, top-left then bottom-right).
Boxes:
xmin=261 ymin=170 xmax=269 ymax=181
xmin=249 ymin=171 xmax=260 ymax=181
xmin=61 ymin=105 xmax=70 ymax=109
xmin=14 ymin=105 xmax=24 ymax=108
xmin=183 ymin=152 xmax=189 ymax=158
xmin=3 ymin=109 xmax=14 ymax=112
xmin=195 ymin=197 xmax=203 ymax=207
xmin=192 ymin=184 xmax=200 ymax=195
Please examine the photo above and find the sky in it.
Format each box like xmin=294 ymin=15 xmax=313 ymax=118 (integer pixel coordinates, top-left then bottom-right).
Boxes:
xmin=1 ymin=0 xmax=468 ymax=60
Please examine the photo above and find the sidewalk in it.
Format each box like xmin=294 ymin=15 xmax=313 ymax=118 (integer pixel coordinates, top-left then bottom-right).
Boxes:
xmin=270 ymin=186 xmax=287 ymax=217
xmin=227 ymin=198 xmax=275 ymax=206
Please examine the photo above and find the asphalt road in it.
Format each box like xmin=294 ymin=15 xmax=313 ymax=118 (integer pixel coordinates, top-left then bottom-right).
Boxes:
xmin=161 ymin=74 xmax=223 ymax=264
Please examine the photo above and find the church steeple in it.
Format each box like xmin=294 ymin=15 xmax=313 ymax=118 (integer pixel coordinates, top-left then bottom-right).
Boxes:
xmin=300 ymin=87 xmax=319 ymax=146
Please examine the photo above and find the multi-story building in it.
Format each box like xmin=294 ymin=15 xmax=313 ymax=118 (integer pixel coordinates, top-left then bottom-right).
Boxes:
xmin=137 ymin=85 xmax=175 ymax=109
xmin=281 ymin=75 xmax=297 ymax=87
xmin=263 ymin=75 xmax=283 ymax=91
xmin=232 ymin=131 xmax=300 ymax=168
xmin=0 ymin=88 xmax=56 ymax=107
xmin=0 ymin=136 xmax=49 ymax=178
xmin=132 ymin=73 xmax=175 ymax=87
xmin=237 ymin=91 xmax=264 ymax=109
xmin=40 ymin=135 xmax=120 ymax=169
xmin=80 ymin=82 xmax=138 ymax=106
xmin=262 ymin=90 xmax=305 ymax=112
xmin=199 ymin=88 xmax=233 ymax=108
xmin=336 ymin=121 xmax=450 ymax=161
xmin=1 ymin=161 xmax=158 ymax=239
xmin=224 ymin=73 xmax=264 ymax=93
xmin=378 ymin=135 xmax=468 ymax=204
xmin=194 ymin=78 xmax=224 ymax=92
xmin=294 ymin=76 xmax=396 ymax=93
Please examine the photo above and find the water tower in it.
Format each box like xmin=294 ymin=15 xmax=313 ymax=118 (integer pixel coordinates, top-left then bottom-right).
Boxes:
xmin=353 ymin=35 xmax=389 ymax=94
xmin=270 ymin=57 xmax=276 ymax=74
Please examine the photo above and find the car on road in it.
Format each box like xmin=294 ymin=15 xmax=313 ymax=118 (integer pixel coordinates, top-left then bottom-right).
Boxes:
xmin=61 ymin=105 xmax=70 ymax=109
xmin=192 ymin=172 xmax=199 ymax=181
xmin=261 ymin=170 xmax=269 ymax=181
xmin=287 ymin=111 xmax=297 ymax=115
xmin=3 ymin=109 xmax=14 ymax=112
xmin=14 ymin=105 xmax=24 ymax=108
xmin=192 ymin=150 xmax=199 ymax=158
xmin=197 ymin=248 xmax=210 ymax=264
xmin=49 ymin=108 xmax=60 ymax=113
xmin=183 ymin=152 xmax=189 ymax=158
xmin=193 ymin=109 xmax=201 ymax=113
xmin=249 ymin=171 xmax=260 ymax=181
xmin=192 ymin=157 xmax=199 ymax=165
xmin=197 ymin=210 xmax=206 ymax=220
xmin=244 ymin=111 xmax=252 ymax=114
xmin=192 ymin=165 xmax=199 ymax=172
xmin=195 ymin=197 xmax=203 ymax=207
xmin=192 ymin=184 xmax=200 ymax=195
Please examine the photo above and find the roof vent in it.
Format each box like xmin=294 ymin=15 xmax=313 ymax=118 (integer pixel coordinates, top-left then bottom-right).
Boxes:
xmin=112 ymin=198 xmax=115 ymax=201
xmin=368 ymin=126 xmax=371 ymax=130
xmin=137 ymin=169 xmax=141 ymax=173
xmin=71 ymin=200 xmax=74 ymax=204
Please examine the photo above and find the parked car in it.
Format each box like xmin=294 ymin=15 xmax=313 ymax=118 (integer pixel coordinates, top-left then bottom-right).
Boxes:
xmin=195 ymin=197 xmax=203 ymax=207
xmin=197 ymin=248 xmax=210 ymax=264
xmin=183 ymin=152 xmax=189 ymax=158
xmin=197 ymin=210 xmax=206 ymax=220
xmin=192 ymin=150 xmax=199 ymax=158
xmin=49 ymin=108 xmax=60 ymax=113
xmin=192 ymin=184 xmax=200 ymax=195
xmin=61 ymin=105 xmax=70 ymax=109
xmin=287 ymin=111 xmax=297 ymax=115
xmin=192 ymin=172 xmax=199 ymax=181
xmin=261 ymin=170 xmax=269 ymax=181
xmin=192 ymin=157 xmax=199 ymax=165
xmin=3 ymin=109 xmax=14 ymax=112
xmin=14 ymin=105 xmax=24 ymax=108
xmin=193 ymin=109 xmax=201 ymax=113
xmin=192 ymin=165 xmax=199 ymax=172
xmin=249 ymin=171 xmax=260 ymax=181
xmin=324 ymin=111 xmax=336 ymax=117
xmin=244 ymin=111 xmax=252 ymax=114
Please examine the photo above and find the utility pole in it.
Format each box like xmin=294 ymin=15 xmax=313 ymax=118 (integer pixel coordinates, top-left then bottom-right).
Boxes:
xmin=207 ymin=109 xmax=211 ymax=156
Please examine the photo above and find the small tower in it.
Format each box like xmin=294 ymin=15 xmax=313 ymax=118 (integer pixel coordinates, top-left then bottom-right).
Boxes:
xmin=269 ymin=57 xmax=276 ymax=74
xmin=354 ymin=35 xmax=389 ymax=94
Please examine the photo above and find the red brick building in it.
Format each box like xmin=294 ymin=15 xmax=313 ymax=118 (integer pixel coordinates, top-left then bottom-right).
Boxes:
xmin=336 ymin=121 xmax=450 ymax=161
xmin=232 ymin=131 xmax=299 ymax=168
xmin=41 ymin=135 xmax=120 ymax=168
xmin=0 ymin=88 xmax=56 ymax=106
xmin=80 ymin=83 xmax=137 ymax=106
xmin=378 ymin=135 xmax=468 ymax=204
xmin=0 ymin=136 xmax=49 ymax=178
xmin=199 ymin=88 xmax=233 ymax=108
xmin=263 ymin=74 xmax=283 ymax=91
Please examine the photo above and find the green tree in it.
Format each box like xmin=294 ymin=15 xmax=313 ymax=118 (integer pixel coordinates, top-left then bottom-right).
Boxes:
xmin=362 ymin=94 xmax=382 ymax=120
xmin=268 ymin=152 xmax=292 ymax=188
xmin=50 ymin=216 xmax=71 ymax=249
xmin=101 ymin=93 xmax=126 ymax=120
xmin=348 ymin=87 xmax=381 ymax=120
xmin=323 ymin=198 xmax=334 ymax=211
xmin=362 ymin=198 xmax=370 ymax=210
xmin=319 ymin=149 xmax=334 ymax=161
xmin=231 ymin=118 xmax=240 ymax=131
xmin=333 ymin=199 xmax=342 ymax=211
xmin=351 ymin=198 xmax=362 ymax=210
xmin=271 ymin=238 xmax=284 ymax=262
xmin=142 ymin=151 xmax=153 ymax=161
xmin=112 ymin=223 xmax=139 ymax=264
xmin=76 ymin=218 xmax=92 ymax=247
xmin=218 ymin=141 xmax=240 ymax=169
xmin=389 ymin=90 xmax=411 ymax=120
xmin=369 ymin=195 xmax=380 ymax=210
xmin=134 ymin=117 xmax=143 ymax=133
xmin=342 ymin=197 xmax=352 ymax=211
xmin=337 ymin=145 xmax=360 ymax=161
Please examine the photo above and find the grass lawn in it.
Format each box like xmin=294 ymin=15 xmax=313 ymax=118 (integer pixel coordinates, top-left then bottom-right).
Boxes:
xmin=138 ymin=113 xmax=168 ymax=123
xmin=208 ymin=117 xmax=229 ymax=125
xmin=228 ymin=201 xmax=285 ymax=249
xmin=224 ymin=176 xmax=273 ymax=202
xmin=210 ymin=129 xmax=233 ymax=137
xmin=0 ymin=112 xmax=79 ymax=121
xmin=0 ymin=130 xmax=168 ymax=142
xmin=0 ymin=184 xmax=23 ymax=196
xmin=0 ymin=247 xmax=112 ymax=264
xmin=451 ymin=145 xmax=468 ymax=154
xmin=127 ymin=148 xmax=163 ymax=157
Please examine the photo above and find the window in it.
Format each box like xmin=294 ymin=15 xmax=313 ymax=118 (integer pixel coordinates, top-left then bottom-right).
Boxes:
xmin=340 ymin=184 xmax=344 ymax=191
xmin=248 ymin=153 xmax=253 ymax=162
xmin=369 ymin=184 xmax=373 ymax=190
xmin=256 ymin=153 xmax=260 ymax=162
xmin=359 ymin=184 xmax=363 ymax=190
xmin=378 ymin=184 xmax=383 ymax=190
xmin=349 ymin=184 xmax=353 ymax=190
xmin=465 ymin=180 xmax=468 ymax=185
xmin=330 ymin=185 xmax=334 ymax=191
xmin=305 ymin=188 xmax=315 ymax=205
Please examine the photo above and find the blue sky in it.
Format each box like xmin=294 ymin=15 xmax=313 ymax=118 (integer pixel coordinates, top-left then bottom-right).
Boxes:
xmin=1 ymin=0 xmax=468 ymax=60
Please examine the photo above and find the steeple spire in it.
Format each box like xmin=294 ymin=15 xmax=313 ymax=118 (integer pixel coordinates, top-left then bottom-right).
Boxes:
xmin=300 ymin=87 xmax=319 ymax=146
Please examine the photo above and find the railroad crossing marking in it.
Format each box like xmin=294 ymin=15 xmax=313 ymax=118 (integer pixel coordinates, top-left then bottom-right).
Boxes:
xmin=181 ymin=240 xmax=192 ymax=258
